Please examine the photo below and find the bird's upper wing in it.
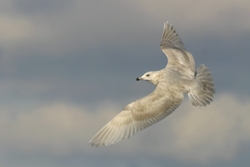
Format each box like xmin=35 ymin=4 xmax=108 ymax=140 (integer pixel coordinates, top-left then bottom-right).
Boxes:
xmin=160 ymin=22 xmax=196 ymax=78
xmin=89 ymin=85 xmax=184 ymax=146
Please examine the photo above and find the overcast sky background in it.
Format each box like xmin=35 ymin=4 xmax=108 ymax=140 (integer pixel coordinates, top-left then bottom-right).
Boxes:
xmin=0 ymin=0 xmax=250 ymax=167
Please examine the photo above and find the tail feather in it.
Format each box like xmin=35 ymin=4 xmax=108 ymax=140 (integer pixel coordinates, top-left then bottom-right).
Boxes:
xmin=188 ymin=64 xmax=215 ymax=107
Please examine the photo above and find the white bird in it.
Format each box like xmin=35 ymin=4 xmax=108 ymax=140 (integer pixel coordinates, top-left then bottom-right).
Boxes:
xmin=89 ymin=22 xmax=215 ymax=146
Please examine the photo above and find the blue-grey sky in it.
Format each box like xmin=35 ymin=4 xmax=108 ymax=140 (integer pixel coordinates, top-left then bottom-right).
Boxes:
xmin=1 ymin=0 xmax=250 ymax=167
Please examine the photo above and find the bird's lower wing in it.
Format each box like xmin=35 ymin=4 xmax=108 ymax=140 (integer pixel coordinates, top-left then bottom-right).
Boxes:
xmin=89 ymin=89 xmax=184 ymax=146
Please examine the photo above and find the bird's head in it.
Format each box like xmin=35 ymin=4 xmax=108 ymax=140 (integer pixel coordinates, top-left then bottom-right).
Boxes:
xmin=136 ymin=71 xmax=159 ymax=85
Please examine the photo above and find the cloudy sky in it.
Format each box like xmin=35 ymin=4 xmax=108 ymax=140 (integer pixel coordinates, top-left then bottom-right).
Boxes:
xmin=1 ymin=0 xmax=250 ymax=166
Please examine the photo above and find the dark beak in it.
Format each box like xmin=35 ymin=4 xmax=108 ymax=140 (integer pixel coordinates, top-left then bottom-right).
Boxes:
xmin=136 ymin=77 xmax=141 ymax=81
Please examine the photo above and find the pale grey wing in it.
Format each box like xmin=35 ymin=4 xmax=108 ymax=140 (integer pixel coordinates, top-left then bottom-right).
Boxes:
xmin=89 ymin=89 xmax=184 ymax=146
xmin=160 ymin=22 xmax=196 ymax=78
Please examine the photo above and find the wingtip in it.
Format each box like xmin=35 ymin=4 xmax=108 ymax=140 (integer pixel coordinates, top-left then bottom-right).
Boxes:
xmin=160 ymin=21 xmax=186 ymax=50
xmin=88 ymin=140 xmax=114 ymax=147
xmin=88 ymin=141 xmax=103 ymax=147
xmin=163 ymin=21 xmax=171 ymax=28
xmin=162 ymin=21 xmax=173 ymax=35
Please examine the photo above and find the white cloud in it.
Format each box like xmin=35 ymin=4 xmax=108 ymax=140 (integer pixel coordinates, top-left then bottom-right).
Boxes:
xmin=0 ymin=101 xmax=120 ymax=155
xmin=0 ymin=16 xmax=34 ymax=42
xmin=0 ymin=93 xmax=250 ymax=164
xmin=167 ymin=94 xmax=250 ymax=163
xmin=133 ymin=0 xmax=250 ymax=37
xmin=1 ymin=0 xmax=249 ymax=59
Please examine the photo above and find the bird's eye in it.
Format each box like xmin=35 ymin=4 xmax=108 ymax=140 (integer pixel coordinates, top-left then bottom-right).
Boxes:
xmin=146 ymin=74 xmax=150 ymax=77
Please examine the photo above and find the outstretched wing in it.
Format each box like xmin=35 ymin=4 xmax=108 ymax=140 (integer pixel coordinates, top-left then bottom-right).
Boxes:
xmin=160 ymin=22 xmax=196 ymax=78
xmin=89 ymin=86 xmax=184 ymax=146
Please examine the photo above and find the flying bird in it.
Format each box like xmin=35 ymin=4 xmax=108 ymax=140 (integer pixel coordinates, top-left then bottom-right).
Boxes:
xmin=89 ymin=22 xmax=215 ymax=146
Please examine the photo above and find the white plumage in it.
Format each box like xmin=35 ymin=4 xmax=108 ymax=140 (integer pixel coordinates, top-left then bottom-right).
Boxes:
xmin=89 ymin=22 xmax=215 ymax=146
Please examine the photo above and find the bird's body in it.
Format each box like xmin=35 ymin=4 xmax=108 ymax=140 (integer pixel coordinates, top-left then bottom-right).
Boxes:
xmin=89 ymin=22 xmax=215 ymax=146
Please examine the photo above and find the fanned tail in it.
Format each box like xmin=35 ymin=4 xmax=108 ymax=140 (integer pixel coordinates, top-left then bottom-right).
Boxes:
xmin=188 ymin=64 xmax=215 ymax=106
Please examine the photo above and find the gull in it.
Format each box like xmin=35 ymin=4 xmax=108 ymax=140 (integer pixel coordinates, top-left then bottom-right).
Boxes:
xmin=89 ymin=22 xmax=215 ymax=146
